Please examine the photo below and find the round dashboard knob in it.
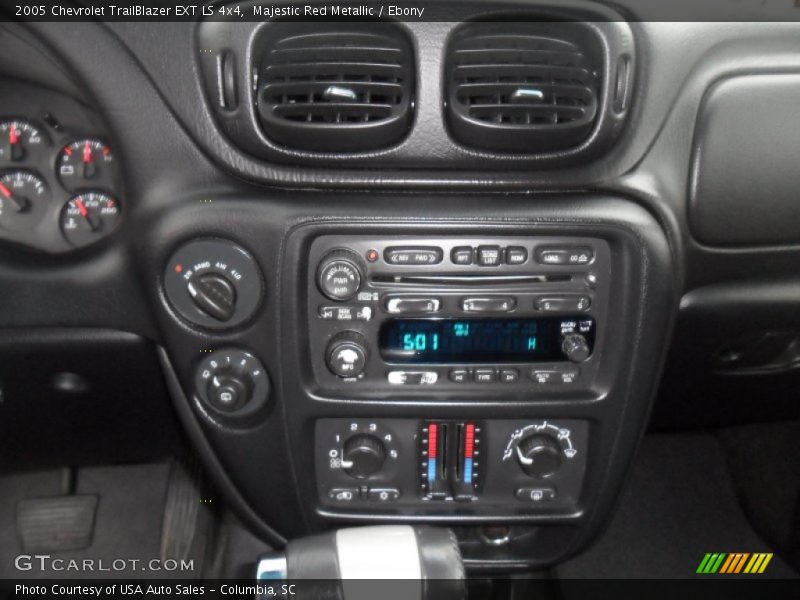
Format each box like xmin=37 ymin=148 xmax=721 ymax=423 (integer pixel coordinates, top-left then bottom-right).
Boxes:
xmin=206 ymin=367 xmax=253 ymax=412
xmin=516 ymin=434 xmax=563 ymax=479
xmin=342 ymin=434 xmax=386 ymax=479
xmin=326 ymin=332 xmax=368 ymax=378
xmin=561 ymin=332 xmax=591 ymax=363
xmin=317 ymin=249 xmax=364 ymax=301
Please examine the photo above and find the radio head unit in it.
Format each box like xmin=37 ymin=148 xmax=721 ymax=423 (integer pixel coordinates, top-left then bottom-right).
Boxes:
xmin=306 ymin=235 xmax=610 ymax=398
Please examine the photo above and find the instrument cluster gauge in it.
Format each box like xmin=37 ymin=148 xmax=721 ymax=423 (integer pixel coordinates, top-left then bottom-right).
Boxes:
xmin=0 ymin=171 xmax=49 ymax=230
xmin=0 ymin=119 xmax=49 ymax=165
xmin=60 ymin=191 xmax=121 ymax=247
xmin=57 ymin=138 xmax=116 ymax=191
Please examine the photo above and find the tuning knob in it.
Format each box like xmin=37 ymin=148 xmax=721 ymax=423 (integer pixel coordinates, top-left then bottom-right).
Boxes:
xmin=317 ymin=249 xmax=364 ymax=301
xmin=326 ymin=331 xmax=368 ymax=378
xmin=516 ymin=435 xmax=563 ymax=479
xmin=561 ymin=332 xmax=591 ymax=363
xmin=342 ymin=434 xmax=386 ymax=479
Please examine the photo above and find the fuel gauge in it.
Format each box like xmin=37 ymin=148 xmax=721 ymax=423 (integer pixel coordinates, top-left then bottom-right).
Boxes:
xmin=0 ymin=119 xmax=48 ymax=165
xmin=57 ymin=139 xmax=116 ymax=191
xmin=60 ymin=191 xmax=121 ymax=247
xmin=0 ymin=171 xmax=49 ymax=230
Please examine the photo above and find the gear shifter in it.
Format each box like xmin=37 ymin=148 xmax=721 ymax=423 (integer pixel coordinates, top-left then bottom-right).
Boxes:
xmin=256 ymin=525 xmax=465 ymax=600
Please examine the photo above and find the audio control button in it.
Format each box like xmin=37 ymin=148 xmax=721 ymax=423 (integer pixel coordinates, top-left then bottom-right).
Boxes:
xmin=461 ymin=296 xmax=517 ymax=313
xmin=506 ymin=246 xmax=528 ymax=265
xmin=500 ymin=368 xmax=520 ymax=383
xmin=387 ymin=371 xmax=438 ymax=385
xmin=535 ymin=246 xmax=594 ymax=266
xmin=318 ymin=305 xmax=373 ymax=321
xmin=477 ymin=245 xmax=502 ymax=266
xmin=473 ymin=368 xmax=496 ymax=383
xmin=384 ymin=296 xmax=441 ymax=314
xmin=449 ymin=369 xmax=469 ymax=383
xmin=451 ymin=246 xmax=473 ymax=265
xmin=384 ymin=247 xmax=443 ymax=266
xmin=530 ymin=369 xmax=559 ymax=384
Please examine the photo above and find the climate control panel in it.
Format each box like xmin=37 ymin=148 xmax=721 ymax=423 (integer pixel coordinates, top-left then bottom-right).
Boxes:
xmin=315 ymin=418 xmax=588 ymax=515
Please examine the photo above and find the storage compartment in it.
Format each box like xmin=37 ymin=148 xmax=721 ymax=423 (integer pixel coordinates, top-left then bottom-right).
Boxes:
xmin=689 ymin=73 xmax=800 ymax=247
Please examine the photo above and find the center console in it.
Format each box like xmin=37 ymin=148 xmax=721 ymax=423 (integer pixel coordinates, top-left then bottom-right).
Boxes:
xmin=150 ymin=194 xmax=675 ymax=569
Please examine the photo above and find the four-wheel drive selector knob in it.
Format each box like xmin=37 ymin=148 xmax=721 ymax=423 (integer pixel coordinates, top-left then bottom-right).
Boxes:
xmin=516 ymin=434 xmax=563 ymax=479
xmin=342 ymin=434 xmax=387 ymax=479
xmin=317 ymin=249 xmax=364 ymax=301
xmin=326 ymin=331 xmax=368 ymax=378
xmin=560 ymin=332 xmax=591 ymax=363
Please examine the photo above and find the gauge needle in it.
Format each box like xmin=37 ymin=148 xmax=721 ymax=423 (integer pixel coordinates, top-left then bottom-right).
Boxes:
xmin=82 ymin=141 xmax=96 ymax=179
xmin=6 ymin=125 xmax=24 ymax=162
xmin=0 ymin=181 xmax=29 ymax=212
xmin=75 ymin=198 xmax=99 ymax=230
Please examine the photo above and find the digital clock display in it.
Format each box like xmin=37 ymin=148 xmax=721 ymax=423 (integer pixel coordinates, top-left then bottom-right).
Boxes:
xmin=379 ymin=318 xmax=594 ymax=363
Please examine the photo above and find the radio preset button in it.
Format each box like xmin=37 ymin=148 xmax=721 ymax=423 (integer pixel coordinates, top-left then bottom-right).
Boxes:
xmin=535 ymin=246 xmax=594 ymax=266
xmin=473 ymin=368 xmax=496 ymax=383
xmin=449 ymin=369 xmax=470 ymax=383
xmin=461 ymin=296 xmax=517 ymax=313
xmin=534 ymin=295 xmax=592 ymax=312
xmin=506 ymin=246 xmax=528 ymax=265
xmin=387 ymin=371 xmax=438 ymax=385
xmin=451 ymin=246 xmax=474 ymax=265
xmin=477 ymin=245 xmax=502 ymax=266
xmin=384 ymin=247 xmax=443 ymax=266
xmin=384 ymin=296 xmax=442 ymax=314
xmin=500 ymin=368 xmax=520 ymax=383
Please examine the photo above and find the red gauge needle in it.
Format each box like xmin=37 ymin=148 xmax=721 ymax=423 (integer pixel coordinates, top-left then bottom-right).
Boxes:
xmin=6 ymin=125 xmax=24 ymax=162
xmin=75 ymin=198 xmax=99 ymax=230
xmin=81 ymin=142 xmax=96 ymax=179
xmin=0 ymin=181 xmax=29 ymax=212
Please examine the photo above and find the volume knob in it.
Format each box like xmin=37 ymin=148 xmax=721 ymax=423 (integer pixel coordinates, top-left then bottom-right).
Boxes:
xmin=317 ymin=249 xmax=364 ymax=301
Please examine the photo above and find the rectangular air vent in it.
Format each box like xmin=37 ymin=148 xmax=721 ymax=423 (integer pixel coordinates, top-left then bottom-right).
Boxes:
xmin=446 ymin=22 xmax=602 ymax=153
xmin=256 ymin=23 xmax=414 ymax=152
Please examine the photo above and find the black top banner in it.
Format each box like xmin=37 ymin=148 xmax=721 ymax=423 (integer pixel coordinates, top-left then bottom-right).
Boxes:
xmin=3 ymin=0 xmax=800 ymax=22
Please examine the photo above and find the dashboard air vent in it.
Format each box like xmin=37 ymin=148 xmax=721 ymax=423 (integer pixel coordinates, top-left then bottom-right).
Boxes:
xmin=256 ymin=24 xmax=414 ymax=152
xmin=446 ymin=22 xmax=602 ymax=153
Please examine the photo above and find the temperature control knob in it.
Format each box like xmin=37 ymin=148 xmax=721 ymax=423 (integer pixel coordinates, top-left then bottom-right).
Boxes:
xmin=326 ymin=332 xmax=368 ymax=378
xmin=342 ymin=434 xmax=386 ymax=479
xmin=561 ymin=332 xmax=591 ymax=363
xmin=317 ymin=249 xmax=363 ymax=301
xmin=516 ymin=434 xmax=562 ymax=479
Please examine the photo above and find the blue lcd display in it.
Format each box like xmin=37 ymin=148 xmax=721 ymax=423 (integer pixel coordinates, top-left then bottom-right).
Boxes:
xmin=379 ymin=318 xmax=593 ymax=363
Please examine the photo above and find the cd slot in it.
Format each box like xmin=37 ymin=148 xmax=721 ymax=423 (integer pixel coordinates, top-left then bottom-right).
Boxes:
xmin=371 ymin=273 xmax=572 ymax=287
